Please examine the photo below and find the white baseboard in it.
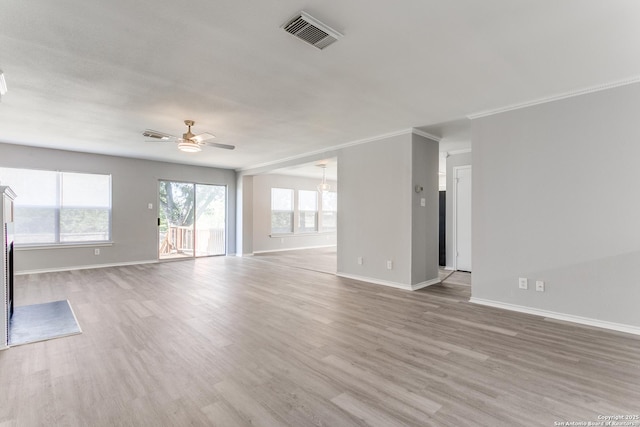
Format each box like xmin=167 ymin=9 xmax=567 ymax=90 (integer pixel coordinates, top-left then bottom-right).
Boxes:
xmin=469 ymin=297 xmax=640 ymax=336
xmin=337 ymin=273 xmax=440 ymax=291
xmin=411 ymin=278 xmax=441 ymax=290
xmin=253 ymin=245 xmax=336 ymax=255
xmin=337 ymin=273 xmax=411 ymax=290
xmin=443 ymin=266 xmax=455 ymax=271
xmin=16 ymin=260 xmax=158 ymax=275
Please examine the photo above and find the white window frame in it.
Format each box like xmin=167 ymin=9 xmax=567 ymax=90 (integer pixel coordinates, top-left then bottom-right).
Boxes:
xmin=320 ymin=190 xmax=337 ymax=232
xmin=270 ymin=188 xmax=294 ymax=234
xmin=297 ymin=190 xmax=318 ymax=233
xmin=0 ymin=167 xmax=112 ymax=247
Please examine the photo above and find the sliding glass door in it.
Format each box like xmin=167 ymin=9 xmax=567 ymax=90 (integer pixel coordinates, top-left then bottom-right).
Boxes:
xmin=195 ymin=184 xmax=226 ymax=256
xmin=158 ymin=181 xmax=226 ymax=260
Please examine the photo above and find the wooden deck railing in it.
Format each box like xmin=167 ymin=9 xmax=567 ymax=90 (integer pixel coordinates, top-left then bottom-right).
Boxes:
xmin=160 ymin=226 xmax=225 ymax=256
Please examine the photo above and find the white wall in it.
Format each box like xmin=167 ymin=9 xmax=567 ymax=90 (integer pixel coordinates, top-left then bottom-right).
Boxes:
xmin=471 ymin=83 xmax=640 ymax=330
xmin=445 ymin=151 xmax=472 ymax=270
xmin=0 ymin=143 xmax=236 ymax=273
xmin=252 ymin=174 xmax=337 ymax=253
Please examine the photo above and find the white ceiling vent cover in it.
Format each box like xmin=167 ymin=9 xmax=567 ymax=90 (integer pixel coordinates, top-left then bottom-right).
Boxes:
xmin=282 ymin=11 xmax=343 ymax=50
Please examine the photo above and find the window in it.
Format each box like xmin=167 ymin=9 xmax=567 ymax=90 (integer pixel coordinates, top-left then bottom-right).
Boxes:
xmin=0 ymin=167 xmax=111 ymax=245
xmin=271 ymin=188 xmax=294 ymax=233
xmin=298 ymin=190 xmax=318 ymax=233
xmin=321 ymin=191 xmax=337 ymax=232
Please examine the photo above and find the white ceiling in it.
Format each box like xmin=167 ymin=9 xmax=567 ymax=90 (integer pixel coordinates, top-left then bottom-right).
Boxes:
xmin=270 ymin=158 xmax=338 ymax=181
xmin=1 ymin=1 xmax=639 ymax=171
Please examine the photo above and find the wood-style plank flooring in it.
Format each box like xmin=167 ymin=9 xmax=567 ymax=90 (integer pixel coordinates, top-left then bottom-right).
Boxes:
xmin=1 ymin=256 xmax=639 ymax=426
xmin=253 ymin=246 xmax=337 ymax=274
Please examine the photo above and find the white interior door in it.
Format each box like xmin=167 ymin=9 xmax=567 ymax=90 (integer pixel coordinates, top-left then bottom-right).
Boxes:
xmin=454 ymin=166 xmax=472 ymax=272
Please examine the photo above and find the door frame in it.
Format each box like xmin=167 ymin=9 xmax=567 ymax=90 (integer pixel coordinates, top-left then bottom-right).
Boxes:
xmin=452 ymin=165 xmax=471 ymax=271
xmin=157 ymin=180 xmax=228 ymax=260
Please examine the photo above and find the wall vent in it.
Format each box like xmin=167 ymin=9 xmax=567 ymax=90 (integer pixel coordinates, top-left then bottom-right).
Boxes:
xmin=282 ymin=11 xmax=343 ymax=50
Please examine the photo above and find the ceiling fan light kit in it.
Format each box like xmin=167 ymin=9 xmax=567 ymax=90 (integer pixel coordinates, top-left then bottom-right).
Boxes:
xmin=177 ymin=140 xmax=202 ymax=153
xmin=143 ymin=119 xmax=235 ymax=153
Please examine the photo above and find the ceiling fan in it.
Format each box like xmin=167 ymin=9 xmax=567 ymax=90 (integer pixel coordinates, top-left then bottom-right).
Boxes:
xmin=143 ymin=120 xmax=235 ymax=153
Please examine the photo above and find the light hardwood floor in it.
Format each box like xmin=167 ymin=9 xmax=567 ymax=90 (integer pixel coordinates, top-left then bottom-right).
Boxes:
xmin=1 ymin=256 xmax=639 ymax=426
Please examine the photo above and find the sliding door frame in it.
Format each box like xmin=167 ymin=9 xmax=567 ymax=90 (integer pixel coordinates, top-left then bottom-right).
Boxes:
xmin=157 ymin=179 xmax=228 ymax=261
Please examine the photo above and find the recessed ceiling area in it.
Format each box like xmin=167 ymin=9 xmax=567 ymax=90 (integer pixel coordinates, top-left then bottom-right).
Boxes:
xmin=1 ymin=1 xmax=638 ymax=169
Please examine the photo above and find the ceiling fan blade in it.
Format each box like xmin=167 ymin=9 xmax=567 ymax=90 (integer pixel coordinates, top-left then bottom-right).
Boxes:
xmin=143 ymin=129 xmax=177 ymax=140
xmin=204 ymin=141 xmax=235 ymax=150
xmin=191 ymin=132 xmax=216 ymax=143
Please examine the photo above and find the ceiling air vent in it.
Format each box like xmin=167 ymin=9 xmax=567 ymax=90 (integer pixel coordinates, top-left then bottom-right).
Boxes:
xmin=282 ymin=11 xmax=343 ymax=50
xmin=142 ymin=130 xmax=172 ymax=140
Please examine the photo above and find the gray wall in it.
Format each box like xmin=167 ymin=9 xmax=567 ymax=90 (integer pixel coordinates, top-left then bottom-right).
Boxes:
xmin=236 ymin=175 xmax=254 ymax=255
xmin=472 ymin=83 xmax=640 ymax=328
xmin=0 ymin=143 xmax=236 ymax=273
xmin=338 ymin=133 xmax=412 ymax=285
xmin=337 ymin=132 xmax=439 ymax=289
xmin=445 ymin=151 xmax=472 ymax=270
xmin=411 ymin=134 xmax=440 ymax=285
xmin=252 ymin=174 xmax=337 ymax=253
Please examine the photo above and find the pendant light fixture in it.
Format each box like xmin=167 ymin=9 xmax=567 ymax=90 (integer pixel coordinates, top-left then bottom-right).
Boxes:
xmin=317 ymin=163 xmax=330 ymax=193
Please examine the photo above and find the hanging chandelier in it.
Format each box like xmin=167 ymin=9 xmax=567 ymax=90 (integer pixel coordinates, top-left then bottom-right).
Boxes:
xmin=317 ymin=163 xmax=330 ymax=193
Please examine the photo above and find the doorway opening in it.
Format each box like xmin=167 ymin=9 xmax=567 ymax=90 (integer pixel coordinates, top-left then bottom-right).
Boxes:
xmin=158 ymin=180 xmax=227 ymax=260
xmin=452 ymin=165 xmax=471 ymax=273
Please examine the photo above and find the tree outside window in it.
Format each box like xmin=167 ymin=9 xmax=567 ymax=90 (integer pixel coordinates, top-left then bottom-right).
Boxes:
xmin=298 ymin=190 xmax=318 ymax=233
xmin=322 ymin=191 xmax=337 ymax=232
xmin=271 ymin=188 xmax=294 ymax=233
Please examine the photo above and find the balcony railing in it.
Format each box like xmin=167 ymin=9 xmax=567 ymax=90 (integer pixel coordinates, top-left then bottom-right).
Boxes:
xmin=160 ymin=226 xmax=225 ymax=257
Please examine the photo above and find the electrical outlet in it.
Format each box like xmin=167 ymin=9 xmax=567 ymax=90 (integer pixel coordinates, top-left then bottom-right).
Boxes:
xmin=357 ymin=257 xmax=363 ymax=265
xmin=386 ymin=260 xmax=393 ymax=270
xmin=94 ymin=248 xmax=100 ymax=256
xmin=148 ymin=203 xmax=153 ymax=210
xmin=518 ymin=277 xmax=528 ymax=290
xmin=536 ymin=281 xmax=545 ymax=292
xmin=420 ymin=198 xmax=426 ymax=207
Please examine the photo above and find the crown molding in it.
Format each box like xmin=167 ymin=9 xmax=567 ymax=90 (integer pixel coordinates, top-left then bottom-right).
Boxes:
xmin=447 ymin=148 xmax=472 ymax=156
xmin=412 ymin=128 xmax=441 ymax=142
xmin=467 ymin=75 xmax=640 ymax=120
